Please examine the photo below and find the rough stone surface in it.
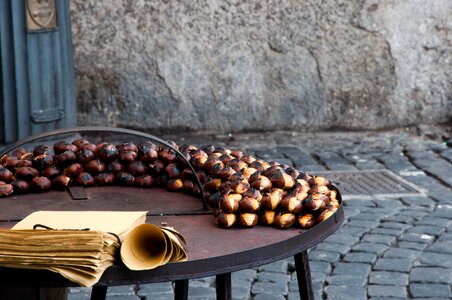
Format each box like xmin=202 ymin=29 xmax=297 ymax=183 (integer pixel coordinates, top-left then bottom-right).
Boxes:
xmin=70 ymin=1 xmax=452 ymax=133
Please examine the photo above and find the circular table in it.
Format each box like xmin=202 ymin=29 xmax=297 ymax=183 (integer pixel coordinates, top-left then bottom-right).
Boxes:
xmin=0 ymin=186 xmax=344 ymax=300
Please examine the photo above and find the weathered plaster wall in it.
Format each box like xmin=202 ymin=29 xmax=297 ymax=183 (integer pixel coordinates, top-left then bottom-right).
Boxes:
xmin=70 ymin=0 xmax=451 ymax=133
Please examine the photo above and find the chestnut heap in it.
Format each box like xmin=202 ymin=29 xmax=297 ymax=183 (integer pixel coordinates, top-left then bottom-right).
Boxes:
xmin=0 ymin=140 xmax=340 ymax=230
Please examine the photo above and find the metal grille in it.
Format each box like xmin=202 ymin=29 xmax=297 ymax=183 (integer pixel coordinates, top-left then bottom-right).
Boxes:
xmin=312 ymin=170 xmax=426 ymax=199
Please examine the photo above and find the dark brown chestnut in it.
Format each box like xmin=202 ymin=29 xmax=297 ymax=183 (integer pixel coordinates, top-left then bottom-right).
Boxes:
xmin=11 ymin=148 xmax=27 ymax=158
xmin=303 ymin=195 xmax=328 ymax=211
xmin=240 ymin=154 xmax=256 ymax=164
xmin=219 ymin=193 xmax=241 ymax=213
xmin=203 ymin=158 xmax=224 ymax=174
xmin=159 ymin=148 xmax=177 ymax=164
xmin=11 ymin=179 xmax=30 ymax=194
xmin=315 ymin=207 xmax=337 ymax=223
xmin=15 ymin=167 xmax=40 ymax=181
xmin=32 ymin=153 xmax=54 ymax=170
xmin=269 ymin=170 xmax=295 ymax=189
xmin=199 ymin=144 xmax=215 ymax=155
xmin=127 ymin=161 xmax=147 ymax=176
xmin=189 ymin=155 xmax=207 ymax=170
xmin=72 ymin=138 xmax=91 ymax=149
xmin=179 ymin=144 xmax=197 ymax=154
xmin=119 ymin=150 xmax=137 ymax=162
xmin=85 ymin=159 xmax=105 ymax=175
xmin=54 ymin=150 xmax=76 ymax=167
xmin=230 ymin=179 xmax=250 ymax=195
xmin=30 ymin=176 xmax=52 ymax=193
xmin=261 ymin=188 xmax=284 ymax=210
xmin=238 ymin=197 xmax=261 ymax=213
xmin=216 ymin=167 xmax=236 ymax=181
xmin=280 ymin=196 xmax=303 ymax=214
xmin=259 ymin=210 xmax=276 ymax=226
xmin=165 ymin=163 xmax=181 ymax=178
xmin=243 ymin=188 xmax=262 ymax=202
xmin=94 ymin=173 xmax=115 ymax=186
xmin=63 ymin=163 xmax=84 ymax=178
xmin=98 ymin=143 xmax=118 ymax=162
xmin=0 ymin=167 xmax=13 ymax=183
xmin=115 ymin=172 xmax=134 ymax=186
xmin=204 ymin=178 xmax=222 ymax=192
xmin=53 ymin=175 xmax=71 ymax=189
xmin=116 ymin=142 xmax=138 ymax=153
xmin=42 ymin=166 xmax=61 ymax=179
xmin=250 ymin=175 xmax=272 ymax=191
xmin=107 ymin=159 xmax=124 ymax=174
xmin=262 ymin=165 xmax=283 ymax=178
xmin=15 ymin=159 xmax=33 ymax=168
xmin=218 ymin=154 xmax=234 ymax=165
xmin=134 ymin=175 xmax=154 ymax=188
xmin=166 ymin=178 xmax=184 ymax=191
xmin=75 ymin=172 xmax=95 ymax=187
xmin=230 ymin=150 xmax=243 ymax=159
xmin=54 ymin=141 xmax=78 ymax=154
xmin=33 ymin=145 xmax=50 ymax=156
xmin=80 ymin=143 xmax=97 ymax=152
xmin=4 ymin=158 xmax=19 ymax=171
xmin=182 ymin=178 xmax=194 ymax=193
xmin=226 ymin=159 xmax=247 ymax=172
xmin=149 ymin=159 xmax=166 ymax=174
xmin=76 ymin=149 xmax=95 ymax=164
xmin=207 ymin=192 xmax=221 ymax=208
xmin=138 ymin=144 xmax=158 ymax=163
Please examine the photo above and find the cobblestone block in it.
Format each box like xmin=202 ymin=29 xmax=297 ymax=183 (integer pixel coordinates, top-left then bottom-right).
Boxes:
xmin=343 ymin=199 xmax=376 ymax=208
xmin=232 ymin=269 xmax=257 ymax=282
xmin=374 ymin=258 xmax=412 ymax=273
xmin=309 ymin=261 xmax=332 ymax=274
xmin=349 ymin=213 xmax=385 ymax=222
xmin=417 ymin=252 xmax=452 ymax=268
xmin=325 ymin=163 xmax=357 ymax=171
xmin=368 ymin=285 xmax=407 ymax=298
xmin=308 ymin=250 xmax=341 ymax=263
xmin=187 ymin=286 xmax=216 ymax=299
xmin=137 ymin=283 xmax=173 ymax=297
xmin=256 ymin=260 xmax=288 ymax=273
xmin=323 ymin=233 xmax=360 ymax=246
xmin=231 ymin=286 xmax=251 ymax=300
xmin=383 ymin=214 xmax=415 ymax=224
xmin=399 ymin=232 xmax=434 ymax=243
xmin=379 ymin=222 xmax=412 ymax=230
xmin=400 ymin=196 xmax=435 ymax=208
xmin=300 ymin=164 xmax=327 ymax=172
xmin=276 ymin=146 xmax=318 ymax=167
xmin=407 ymin=225 xmax=445 ymax=236
xmin=253 ymin=293 xmax=286 ymax=300
xmin=429 ymin=207 xmax=452 ymax=219
xmin=371 ymin=227 xmax=405 ymax=236
xmin=416 ymin=217 xmax=452 ymax=227
xmin=373 ymin=199 xmax=404 ymax=209
xmin=336 ymin=225 xmax=370 ymax=237
xmin=383 ymin=248 xmax=421 ymax=259
xmin=355 ymin=161 xmax=385 ymax=170
xmin=409 ymin=283 xmax=452 ymax=298
xmin=327 ymin=275 xmax=367 ymax=286
xmin=251 ymin=281 xmax=288 ymax=296
xmin=256 ymin=272 xmax=290 ymax=284
xmin=346 ymin=220 xmax=380 ymax=229
xmin=324 ymin=286 xmax=367 ymax=300
xmin=343 ymin=252 xmax=377 ymax=264
xmin=398 ymin=241 xmax=429 ymax=251
xmin=270 ymin=158 xmax=294 ymax=167
xmin=105 ymin=296 xmax=141 ymax=300
xmin=369 ymin=271 xmax=409 ymax=286
xmin=425 ymin=240 xmax=452 ymax=254
xmin=107 ymin=285 xmax=136 ymax=296
xmin=314 ymin=242 xmax=351 ymax=255
xmin=352 ymin=243 xmax=389 ymax=256
xmin=332 ymin=263 xmax=371 ymax=277
xmin=254 ymin=149 xmax=286 ymax=160
xmin=362 ymin=234 xmax=396 ymax=246
xmin=410 ymin=267 xmax=452 ymax=284
xmin=141 ymin=294 xmax=172 ymax=300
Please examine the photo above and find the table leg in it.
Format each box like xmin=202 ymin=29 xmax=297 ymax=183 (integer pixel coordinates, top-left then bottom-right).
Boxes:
xmin=90 ymin=286 xmax=107 ymax=300
xmin=174 ymin=279 xmax=189 ymax=300
xmin=294 ymin=251 xmax=314 ymax=300
xmin=216 ymin=272 xmax=232 ymax=300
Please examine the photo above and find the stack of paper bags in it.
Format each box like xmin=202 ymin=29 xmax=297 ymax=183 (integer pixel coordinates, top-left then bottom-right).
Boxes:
xmin=0 ymin=211 xmax=188 ymax=287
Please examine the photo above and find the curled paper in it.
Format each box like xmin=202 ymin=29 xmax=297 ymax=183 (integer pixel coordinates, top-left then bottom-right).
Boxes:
xmin=120 ymin=223 xmax=187 ymax=271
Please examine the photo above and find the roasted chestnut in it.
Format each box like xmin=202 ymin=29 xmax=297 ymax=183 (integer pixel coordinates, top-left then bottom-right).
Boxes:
xmin=259 ymin=210 xmax=276 ymax=226
xmin=54 ymin=141 xmax=78 ymax=154
xmin=11 ymin=179 xmax=30 ymax=194
xmin=0 ymin=167 xmax=13 ymax=183
xmin=165 ymin=163 xmax=181 ymax=178
xmin=54 ymin=150 xmax=76 ymax=167
xmin=53 ymin=175 xmax=71 ymax=189
xmin=33 ymin=145 xmax=50 ymax=156
xmin=0 ymin=182 xmax=13 ymax=197
xmin=94 ymin=173 xmax=115 ymax=186
xmin=63 ymin=163 xmax=84 ymax=178
xmin=215 ymin=213 xmax=236 ymax=228
xmin=303 ymin=194 xmax=328 ymax=211
xmin=30 ymin=177 xmax=52 ymax=193
xmin=19 ymin=152 xmax=34 ymax=161
xmin=116 ymin=142 xmax=138 ymax=153
xmin=159 ymin=148 xmax=177 ymax=164
xmin=72 ymin=138 xmax=91 ymax=149
xmin=297 ymin=213 xmax=315 ymax=229
xmin=32 ymin=153 xmax=54 ymax=170
xmin=273 ymin=213 xmax=296 ymax=229
xmin=134 ymin=175 xmax=154 ymax=188
xmin=107 ymin=159 xmax=124 ymax=174
xmin=230 ymin=179 xmax=250 ymax=194
xmin=85 ymin=159 xmax=106 ymax=175
xmin=250 ymin=175 xmax=272 ymax=191
xmin=261 ymin=188 xmax=284 ymax=210
xmin=205 ymin=178 xmax=222 ymax=192
xmin=119 ymin=150 xmax=137 ymax=162
xmin=269 ymin=170 xmax=295 ymax=189
xmin=138 ymin=143 xmax=158 ymax=163
xmin=166 ymin=179 xmax=184 ymax=191
xmin=75 ymin=172 xmax=95 ymax=187
xmin=98 ymin=143 xmax=118 ymax=162
xmin=280 ymin=196 xmax=303 ymax=214
xmin=219 ymin=193 xmax=241 ymax=213
xmin=115 ymin=172 xmax=135 ymax=187
xmin=15 ymin=167 xmax=40 ymax=181
xmin=316 ymin=207 xmax=337 ymax=223
xmin=240 ymin=154 xmax=256 ymax=165
xmin=237 ymin=213 xmax=258 ymax=228
xmin=243 ymin=188 xmax=263 ymax=202
xmin=16 ymin=159 xmax=33 ymax=168
xmin=183 ymin=178 xmax=194 ymax=193
xmin=238 ymin=197 xmax=261 ymax=213
xmin=76 ymin=149 xmax=95 ymax=164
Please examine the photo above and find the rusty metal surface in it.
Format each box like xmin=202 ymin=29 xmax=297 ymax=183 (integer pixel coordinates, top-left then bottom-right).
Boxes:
xmin=0 ymin=207 xmax=344 ymax=287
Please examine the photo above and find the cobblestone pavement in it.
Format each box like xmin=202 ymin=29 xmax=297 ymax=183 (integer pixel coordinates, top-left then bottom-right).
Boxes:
xmin=4 ymin=125 xmax=451 ymax=299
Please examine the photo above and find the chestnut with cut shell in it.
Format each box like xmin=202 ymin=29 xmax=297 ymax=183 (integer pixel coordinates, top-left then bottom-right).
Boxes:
xmin=138 ymin=143 xmax=158 ymax=163
xmin=53 ymin=141 xmax=78 ymax=154
xmin=53 ymin=175 xmax=71 ymax=189
xmin=273 ymin=213 xmax=296 ymax=229
xmin=166 ymin=179 xmax=184 ymax=191
xmin=297 ymin=213 xmax=315 ymax=229
xmin=280 ymin=196 xmax=303 ymax=214
xmin=261 ymin=188 xmax=284 ymax=210
xmin=16 ymin=159 xmax=33 ymax=168
xmin=165 ymin=163 xmax=181 ymax=179
xmin=98 ymin=143 xmax=118 ymax=162
xmin=116 ymin=172 xmax=135 ymax=187
xmin=63 ymin=163 xmax=83 ymax=178
xmin=0 ymin=167 xmax=13 ymax=183
xmin=0 ymin=182 xmax=14 ymax=197
xmin=127 ymin=161 xmax=147 ymax=176
xmin=72 ymin=138 xmax=91 ymax=149
xmin=94 ymin=173 xmax=115 ymax=186
xmin=75 ymin=172 xmax=95 ymax=187
xmin=269 ymin=170 xmax=295 ymax=189
xmin=76 ymin=149 xmax=95 ymax=165
xmin=54 ymin=150 xmax=76 ymax=167
xmin=119 ymin=150 xmax=137 ymax=162
xmin=11 ymin=179 xmax=30 ymax=194
xmin=230 ymin=179 xmax=250 ymax=194
xmin=134 ymin=175 xmax=155 ymax=188
xmin=85 ymin=159 xmax=105 ymax=175
xmin=259 ymin=210 xmax=276 ymax=226
xmin=316 ymin=206 xmax=337 ymax=223
xmin=237 ymin=213 xmax=258 ymax=228
xmin=205 ymin=178 xmax=222 ymax=192
xmin=238 ymin=197 xmax=261 ymax=213
xmin=243 ymin=188 xmax=262 ymax=202
xmin=107 ymin=160 xmax=124 ymax=174
xmin=33 ymin=145 xmax=50 ymax=156
xmin=117 ymin=142 xmax=138 ymax=153
xmin=219 ymin=193 xmax=241 ymax=213
xmin=250 ymin=175 xmax=272 ymax=191
xmin=215 ymin=213 xmax=236 ymax=228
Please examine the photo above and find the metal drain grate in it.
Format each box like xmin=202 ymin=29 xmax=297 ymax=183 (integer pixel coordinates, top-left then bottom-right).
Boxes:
xmin=312 ymin=170 xmax=426 ymax=199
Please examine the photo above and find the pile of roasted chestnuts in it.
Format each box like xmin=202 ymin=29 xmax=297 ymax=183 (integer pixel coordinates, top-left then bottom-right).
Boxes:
xmin=0 ymin=139 xmax=340 ymax=230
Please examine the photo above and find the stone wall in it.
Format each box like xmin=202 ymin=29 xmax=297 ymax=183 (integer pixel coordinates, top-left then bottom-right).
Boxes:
xmin=70 ymin=0 xmax=451 ymax=133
